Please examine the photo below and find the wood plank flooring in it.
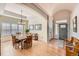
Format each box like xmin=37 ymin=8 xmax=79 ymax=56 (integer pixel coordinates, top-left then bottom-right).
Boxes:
xmin=1 ymin=36 xmax=66 ymax=56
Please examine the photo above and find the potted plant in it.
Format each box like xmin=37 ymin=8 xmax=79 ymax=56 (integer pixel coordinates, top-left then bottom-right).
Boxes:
xmin=25 ymin=29 xmax=30 ymax=34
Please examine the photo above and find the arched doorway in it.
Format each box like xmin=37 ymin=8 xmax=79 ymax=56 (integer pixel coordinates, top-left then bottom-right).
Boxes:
xmin=48 ymin=10 xmax=71 ymax=48
xmin=53 ymin=10 xmax=71 ymax=48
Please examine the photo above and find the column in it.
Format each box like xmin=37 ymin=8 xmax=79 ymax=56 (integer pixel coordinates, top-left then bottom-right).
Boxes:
xmin=47 ymin=15 xmax=53 ymax=42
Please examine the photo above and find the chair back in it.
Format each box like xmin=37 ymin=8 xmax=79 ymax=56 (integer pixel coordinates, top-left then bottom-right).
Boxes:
xmin=34 ymin=33 xmax=38 ymax=40
xmin=24 ymin=35 xmax=32 ymax=44
xmin=11 ymin=35 xmax=16 ymax=46
xmin=24 ymin=35 xmax=32 ymax=48
xmin=26 ymin=35 xmax=32 ymax=42
xmin=16 ymin=32 xmax=21 ymax=35
xmin=66 ymin=46 xmax=74 ymax=56
xmin=71 ymin=37 xmax=74 ymax=43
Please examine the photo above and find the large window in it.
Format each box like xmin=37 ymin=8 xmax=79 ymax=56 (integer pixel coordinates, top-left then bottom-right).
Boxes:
xmin=12 ymin=24 xmax=18 ymax=34
xmin=2 ymin=23 xmax=11 ymax=36
xmin=6 ymin=23 xmax=11 ymax=35
xmin=18 ymin=25 xmax=24 ymax=33
xmin=1 ymin=23 xmax=24 ymax=36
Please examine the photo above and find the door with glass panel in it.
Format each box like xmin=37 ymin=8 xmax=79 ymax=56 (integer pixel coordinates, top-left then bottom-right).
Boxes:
xmin=59 ymin=23 xmax=68 ymax=40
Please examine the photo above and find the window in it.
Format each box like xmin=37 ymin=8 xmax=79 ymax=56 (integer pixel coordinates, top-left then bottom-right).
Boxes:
xmin=60 ymin=25 xmax=66 ymax=28
xmin=1 ymin=23 xmax=24 ymax=36
xmin=2 ymin=23 xmax=11 ymax=36
xmin=18 ymin=25 xmax=24 ymax=33
xmin=12 ymin=24 xmax=18 ymax=34
xmin=6 ymin=23 xmax=11 ymax=35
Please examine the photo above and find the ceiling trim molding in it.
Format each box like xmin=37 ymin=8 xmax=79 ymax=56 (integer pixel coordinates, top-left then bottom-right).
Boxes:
xmin=22 ymin=3 xmax=48 ymax=19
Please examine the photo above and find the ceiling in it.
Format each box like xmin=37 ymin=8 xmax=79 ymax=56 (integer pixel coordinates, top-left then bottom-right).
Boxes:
xmin=0 ymin=3 xmax=78 ymax=21
xmin=1 ymin=3 xmax=46 ymax=20
xmin=35 ymin=3 xmax=77 ymax=16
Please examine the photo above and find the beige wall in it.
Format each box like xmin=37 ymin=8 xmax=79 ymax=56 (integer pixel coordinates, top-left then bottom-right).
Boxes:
xmin=70 ymin=4 xmax=79 ymax=39
xmin=0 ymin=4 xmax=6 ymax=14
xmin=0 ymin=15 xmax=18 ymax=24
xmin=28 ymin=16 xmax=47 ymax=42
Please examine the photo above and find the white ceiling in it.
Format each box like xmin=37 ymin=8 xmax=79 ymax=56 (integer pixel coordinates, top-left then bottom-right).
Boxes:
xmin=36 ymin=3 xmax=77 ymax=16
xmin=0 ymin=3 xmax=78 ymax=20
xmin=1 ymin=3 xmax=45 ymax=20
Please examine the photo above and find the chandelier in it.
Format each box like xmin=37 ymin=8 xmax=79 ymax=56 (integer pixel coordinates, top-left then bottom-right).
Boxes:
xmin=18 ymin=9 xmax=25 ymax=25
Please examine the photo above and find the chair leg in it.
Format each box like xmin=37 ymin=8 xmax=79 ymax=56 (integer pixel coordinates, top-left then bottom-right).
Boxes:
xmin=15 ymin=44 xmax=19 ymax=49
xmin=21 ymin=42 xmax=23 ymax=49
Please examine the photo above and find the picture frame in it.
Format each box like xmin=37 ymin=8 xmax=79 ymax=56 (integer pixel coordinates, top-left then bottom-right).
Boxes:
xmin=73 ymin=16 xmax=77 ymax=32
xmin=35 ymin=24 xmax=42 ymax=30
xmin=29 ymin=25 xmax=34 ymax=30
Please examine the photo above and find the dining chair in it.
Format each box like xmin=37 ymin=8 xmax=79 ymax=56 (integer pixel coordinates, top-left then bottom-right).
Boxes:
xmin=11 ymin=35 xmax=21 ymax=49
xmin=66 ymin=46 xmax=74 ymax=56
xmin=66 ymin=37 xmax=74 ymax=43
xmin=24 ymin=35 xmax=32 ymax=49
xmin=34 ymin=33 xmax=38 ymax=40
xmin=16 ymin=32 xmax=21 ymax=35
xmin=73 ymin=44 xmax=79 ymax=56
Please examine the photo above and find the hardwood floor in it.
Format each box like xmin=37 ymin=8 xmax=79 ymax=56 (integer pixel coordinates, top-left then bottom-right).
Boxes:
xmin=1 ymin=36 xmax=66 ymax=56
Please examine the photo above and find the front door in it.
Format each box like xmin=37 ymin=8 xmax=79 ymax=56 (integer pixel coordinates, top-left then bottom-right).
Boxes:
xmin=59 ymin=23 xmax=67 ymax=40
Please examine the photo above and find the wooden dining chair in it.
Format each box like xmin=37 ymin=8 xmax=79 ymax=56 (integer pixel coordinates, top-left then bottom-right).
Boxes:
xmin=11 ymin=35 xmax=21 ymax=49
xmin=73 ymin=43 xmax=79 ymax=56
xmin=66 ymin=46 xmax=74 ymax=56
xmin=66 ymin=37 xmax=74 ymax=43
xmin=24 ymin=35 xmax=32 ymax=49
xmin=33 ymin=33 xmax=38 ymax=40
xmin=16 ymin=32 xmax=21 ymax=35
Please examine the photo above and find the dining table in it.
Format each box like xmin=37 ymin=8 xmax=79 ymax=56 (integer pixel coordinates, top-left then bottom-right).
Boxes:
xmin=16 ymin=34 xmax=27 ymax=49
xmin=16 ymin=34 xmax=27 ymax=40
xmin=15 ymin=34 xmax=32 ymax=49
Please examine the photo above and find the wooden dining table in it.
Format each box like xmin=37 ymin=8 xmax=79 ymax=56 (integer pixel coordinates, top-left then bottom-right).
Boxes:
xmin=16 ymin=34 xmax=26 ymax=40
xmin=15 ymin=34 xmax=32 ymax=49
xmin=16 ymin=34 xmax=27 ymax=49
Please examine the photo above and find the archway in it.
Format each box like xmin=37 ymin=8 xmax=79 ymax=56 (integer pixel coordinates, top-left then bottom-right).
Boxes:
xmin=53 ymin=10 xmax=71 ymax=39
xmin=48 ymin=10 xmax=71 ymax=48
